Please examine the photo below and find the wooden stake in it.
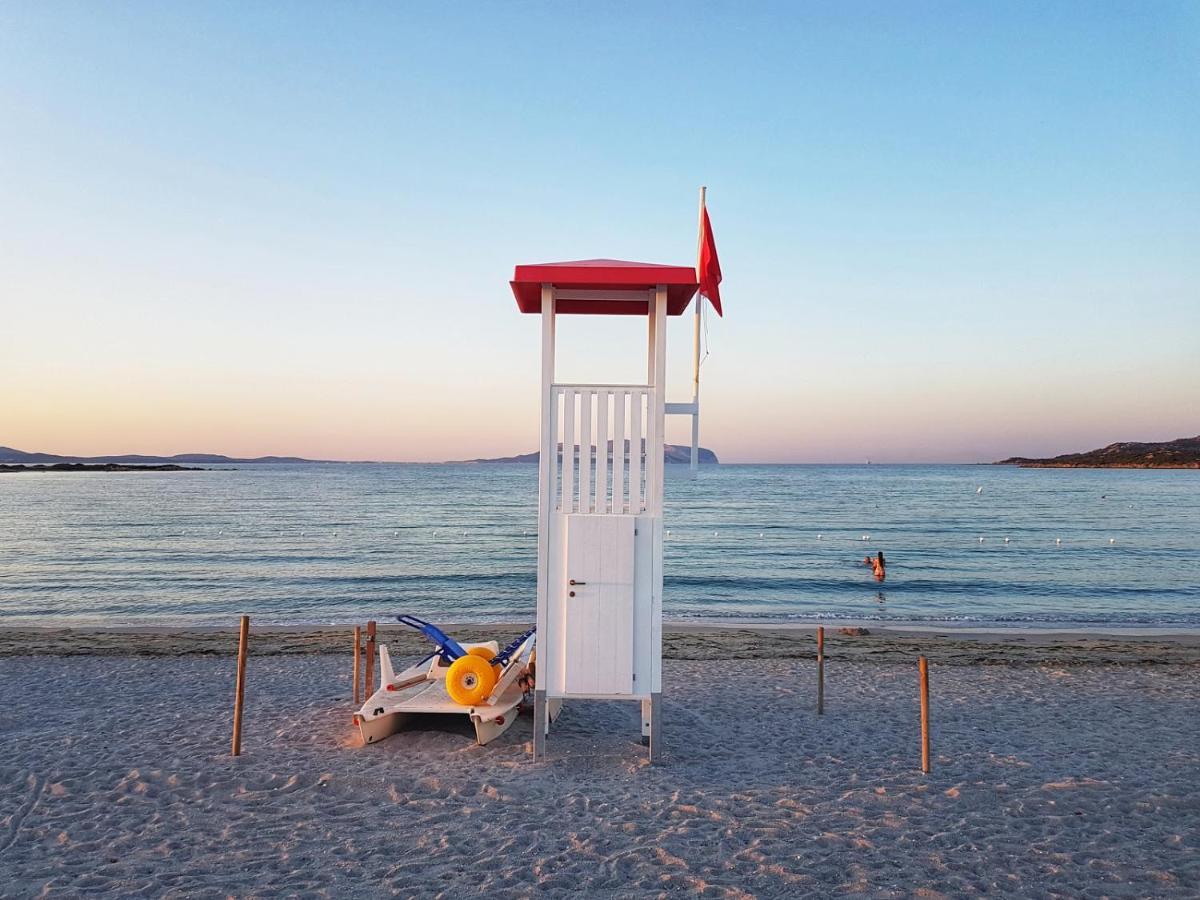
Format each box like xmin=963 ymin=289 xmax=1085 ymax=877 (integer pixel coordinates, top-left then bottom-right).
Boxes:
xmin=364 ymin=620 xmax=377 ymax=698
xmin=352 ymin=625 xmax=362 ymax=705
xmin=816 ymin=626 xmax=825 ymax=715
xmin=231 ymin=615 xmax=249 ymax=757
xmin=919 ymin=655 xmax=931 ymax=774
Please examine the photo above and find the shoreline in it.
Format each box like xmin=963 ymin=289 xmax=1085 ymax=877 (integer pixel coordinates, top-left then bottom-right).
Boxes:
xmin=6 ymin=618 xmax=1200 ymax=637
xmin=1001 ymin=463 xmax=1198 ymax=469
xmin=4 ymin=621 xmax=1198 ymax=665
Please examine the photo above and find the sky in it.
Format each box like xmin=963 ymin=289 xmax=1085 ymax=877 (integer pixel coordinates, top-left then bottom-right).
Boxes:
xmin=2 ymin=2 xmax=1197 ymax=463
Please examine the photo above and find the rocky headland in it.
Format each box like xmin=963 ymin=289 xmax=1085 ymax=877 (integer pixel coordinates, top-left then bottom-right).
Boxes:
xmin=996 ymin=436 xmax=1199 ymax=468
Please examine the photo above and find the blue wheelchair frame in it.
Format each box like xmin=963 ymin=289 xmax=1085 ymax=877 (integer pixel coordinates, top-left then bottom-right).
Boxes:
xmin=396 ymin=615 xmax=535 ymax=670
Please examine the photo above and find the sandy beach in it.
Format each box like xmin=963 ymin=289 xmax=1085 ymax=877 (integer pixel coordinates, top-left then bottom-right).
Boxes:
xmin=1 ymin=625 xmax=1197 ymax=897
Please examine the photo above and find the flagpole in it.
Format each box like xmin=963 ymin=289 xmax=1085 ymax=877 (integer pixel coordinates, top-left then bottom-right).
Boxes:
xmin=691 ymin=186 xmax=706 ymax=474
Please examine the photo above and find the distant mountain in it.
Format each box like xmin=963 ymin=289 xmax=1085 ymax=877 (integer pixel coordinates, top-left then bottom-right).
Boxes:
xmin=0 ymin=447 xmax=329 ymax=465
xmin=1 ymin=463 xmax=204 ymax=473
xmin=2 ymin=443 xmax=724 ymax=467
xmin=453 ymin=443 xmax=719 ymax=465
xmin=995 ymin=436 xmax=1200 ymax=469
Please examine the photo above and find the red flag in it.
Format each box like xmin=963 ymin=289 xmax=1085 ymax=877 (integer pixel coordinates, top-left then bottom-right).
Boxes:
xmin=697 ymin=206 xmax=723 ymax=316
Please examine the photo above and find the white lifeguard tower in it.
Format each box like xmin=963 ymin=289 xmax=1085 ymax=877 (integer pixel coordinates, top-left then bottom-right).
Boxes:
xmin=511 ymin=258 xmax=706 ymax=762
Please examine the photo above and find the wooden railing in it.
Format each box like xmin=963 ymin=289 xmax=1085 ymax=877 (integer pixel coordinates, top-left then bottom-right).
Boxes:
xmin=550 ymin=384 xmax=651 ymax=514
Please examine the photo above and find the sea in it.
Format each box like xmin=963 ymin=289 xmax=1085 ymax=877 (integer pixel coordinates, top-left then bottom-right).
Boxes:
xmin=1 ymin=464 xmax=1197 ymax=630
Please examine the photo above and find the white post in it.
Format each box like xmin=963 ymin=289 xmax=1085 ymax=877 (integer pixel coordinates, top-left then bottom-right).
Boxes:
xmin=657 ymin=285 xmax=667 ymax=511
xmin=650 ymin=287 xmax=668 ymax=513
xmin=691 ymin=186 xmax=706 ymax=473
xmin=647 ymin=294 xmax=658 ymax=509
xmin=647 ymin=293 xmax=657 ymax=384
xmin=649 ymin=284 xmax=667 ymax=762
xmin=534 ymin=284 xmax=555 ymax=760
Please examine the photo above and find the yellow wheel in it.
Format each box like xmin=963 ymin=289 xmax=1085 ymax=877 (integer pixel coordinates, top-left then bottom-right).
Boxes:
xmin=468 ymin=646 xmax=502 ymax=680
xmin=446 ymin=654 xmax=497 ymax=706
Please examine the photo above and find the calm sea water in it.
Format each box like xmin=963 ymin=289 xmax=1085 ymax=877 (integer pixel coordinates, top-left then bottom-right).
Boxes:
xmin=1 ymin=464 xmax=1197 ymax=629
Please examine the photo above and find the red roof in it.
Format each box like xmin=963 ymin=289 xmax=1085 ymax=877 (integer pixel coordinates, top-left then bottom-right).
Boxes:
xmin=511 ymin=259 xmax=699 ymax=315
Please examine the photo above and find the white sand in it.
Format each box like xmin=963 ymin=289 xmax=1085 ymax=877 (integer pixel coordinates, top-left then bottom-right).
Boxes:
xmin=1 ymin=654 xmax=1197 ymax=897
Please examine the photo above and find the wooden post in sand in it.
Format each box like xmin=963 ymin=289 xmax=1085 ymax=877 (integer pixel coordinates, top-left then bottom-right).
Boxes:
xmin=352 ymin=625 xmax=362 ymax=705
xmin=816 ymin=626 xmax=825 ymax=714
xmin=919 ymin=656 xmax=931 ymax=774
xmin=231 ymin=615 xmax=250 ymax=757
xmin=364 ymin=620 xmax=377 ymax=698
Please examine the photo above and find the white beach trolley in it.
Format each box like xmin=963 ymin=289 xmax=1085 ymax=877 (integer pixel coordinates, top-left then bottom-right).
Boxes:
xmin=355 ymin=618 xmax=536 ymax=747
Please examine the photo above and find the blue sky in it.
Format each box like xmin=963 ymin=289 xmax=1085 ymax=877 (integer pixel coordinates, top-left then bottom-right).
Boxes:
xmin=2 ymin=2 xmax=1197 ymax=462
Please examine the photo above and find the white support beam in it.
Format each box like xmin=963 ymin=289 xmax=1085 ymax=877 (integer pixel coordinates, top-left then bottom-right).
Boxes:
xmin=649 ymin=285 xmax=667 ymax=514
xmin=664 ymin=401 xmax=698 ymax=416
xmin=650 ymin=285 xmax=667 ymax=700
xmin=555 ymin=289 xmax=653 ymax=302
xmin=534 ymin=284 xmax=555 ymax=760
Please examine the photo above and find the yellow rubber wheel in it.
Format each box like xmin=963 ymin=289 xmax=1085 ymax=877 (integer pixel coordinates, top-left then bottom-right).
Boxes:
xmin=446 ymin=654 xmax=497 ymax=706
xmin=468 ymin=646 xmax=502 ymax=680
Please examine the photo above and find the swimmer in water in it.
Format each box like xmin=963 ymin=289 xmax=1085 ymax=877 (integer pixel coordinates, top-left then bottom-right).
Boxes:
xmin=863 ymin=552 xmax=886 ymax=581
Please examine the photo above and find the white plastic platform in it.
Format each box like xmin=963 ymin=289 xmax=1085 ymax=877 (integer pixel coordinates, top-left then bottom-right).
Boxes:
xmin=355 ymin=636 xmax=535 ymax=747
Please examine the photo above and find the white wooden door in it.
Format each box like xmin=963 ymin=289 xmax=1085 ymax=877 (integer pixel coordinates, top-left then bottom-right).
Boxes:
xmin=563 ymin=514 xmax=636 ymax=695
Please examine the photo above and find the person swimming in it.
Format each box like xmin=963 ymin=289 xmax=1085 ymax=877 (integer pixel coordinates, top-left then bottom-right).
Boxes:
xmin=863 ymin=552 xmax=886 ymax=581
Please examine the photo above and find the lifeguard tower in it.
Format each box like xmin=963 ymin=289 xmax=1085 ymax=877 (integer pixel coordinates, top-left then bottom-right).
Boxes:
xmin=511 ymin=258 xmax=706 ymax=762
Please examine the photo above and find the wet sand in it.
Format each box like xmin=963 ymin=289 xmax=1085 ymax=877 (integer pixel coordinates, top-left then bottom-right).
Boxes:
xmin=3 ymin=622 xmax=1199 ymax=667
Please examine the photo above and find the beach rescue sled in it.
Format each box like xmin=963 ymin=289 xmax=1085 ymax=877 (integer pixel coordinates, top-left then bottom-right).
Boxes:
xmin=354 ymin=617 xmax=536 ymax=747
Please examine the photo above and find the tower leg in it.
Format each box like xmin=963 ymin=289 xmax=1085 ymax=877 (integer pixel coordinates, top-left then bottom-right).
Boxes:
xmin=647 ymin=692 xmax=662 ymax=763
xmin=532 ymin=689 xmax=547 ymax=760
xmin=641 ymin=698 xmax=652 ymax=744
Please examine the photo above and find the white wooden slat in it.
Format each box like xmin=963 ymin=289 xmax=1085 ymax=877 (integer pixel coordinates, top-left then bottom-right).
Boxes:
xmin=594 ymin=391 xmax=608 ymax=514
xmin=554 ymin=289 xmax=652 ymax=302
xmin=553 ymin=382 xmax=652 ymax=390
xmin=611 ymin=390 xmax=625 ymax=514
xmin=646 ymin=386 xmax=654 ymax=511
xmin=629 ymin=391 xmax=642 ymax=514
xmin=562 ymin=389 xmax=575 ymax=513
xmin=578 ymin=391 xmax=592 ymax=514
xmin=548 ymin=387 xmax=559 ymax=512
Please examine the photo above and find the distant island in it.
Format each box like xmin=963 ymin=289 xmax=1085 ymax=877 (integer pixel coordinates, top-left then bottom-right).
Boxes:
xmin=996 ymin=436 xmax=1200 ymax=469
xmin=0 ymin=446 xmax=330 ymax=466
xmin=1 ymin=444 xmax=719 ymax=467
xmin=452 ymin=443 xmax=719 ymax=465
xmin=0 ymin=463 xmax=204 ymax=473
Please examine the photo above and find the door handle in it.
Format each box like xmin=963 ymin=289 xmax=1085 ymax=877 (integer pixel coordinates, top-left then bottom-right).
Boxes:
xmin=569 ymin=579 xmax=586 ymax=585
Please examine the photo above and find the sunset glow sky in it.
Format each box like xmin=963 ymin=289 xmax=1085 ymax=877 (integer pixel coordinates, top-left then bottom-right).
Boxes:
xmin=3 ymin=3 xmax=1197 ymax=463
